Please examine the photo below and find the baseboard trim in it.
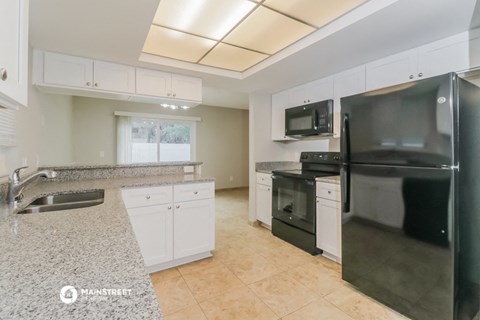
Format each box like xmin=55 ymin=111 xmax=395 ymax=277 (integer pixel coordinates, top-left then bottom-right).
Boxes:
xmin=147 ymin=252 xmax=212 ymax=273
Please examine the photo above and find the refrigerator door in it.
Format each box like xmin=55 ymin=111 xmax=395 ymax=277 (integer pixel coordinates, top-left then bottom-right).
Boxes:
xmin=342 ymin=164 xmax=454 ymax=320
xmin=341 ymin=73 xmax=455 ymax=167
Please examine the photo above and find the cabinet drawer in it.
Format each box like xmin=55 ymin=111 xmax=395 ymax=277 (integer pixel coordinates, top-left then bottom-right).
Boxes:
xmin=174 ymin=182 xmax=214 ymax=202
xmin=316 ymin=182 xmax=340 ymax=201
xmin=122 ymin=185 xmax=173 ymax=208
xmin=256 ymin=172 xmax=272 ymax=186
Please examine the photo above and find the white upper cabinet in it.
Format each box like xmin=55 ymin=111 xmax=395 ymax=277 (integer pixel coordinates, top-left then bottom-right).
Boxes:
xmin=136 ymin=69 xmax=202 ymax=102
xmin=333 ymin=66 xmax=365 ymax=138
xmin=43 ymin=52 xmax=93 ymax=89
xmin=366 ymin=31 xmax=480 ymax=91
xmin=41 ymin=51 xmax=135 ymax=93
xmin=93 ymin=60 xmax=135 ymax=93
xmin=271 ymin=91 xmax=296 ymax=141
xmin=288 ymin=77 xmax=333 ymax=107
xmin=0 ymin=0 xmax=29 ymax=109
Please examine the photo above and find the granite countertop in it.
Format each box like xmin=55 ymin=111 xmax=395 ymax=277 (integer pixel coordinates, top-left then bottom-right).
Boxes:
xmin=0 ymin=174 xmax=214 ymax=319
xmin=39 ymin=161 xmax=203 ymax=170
xmin=316 ymin=175 xmax=341 ymax=184
xmin=255 ymin=161 xmax=301 ymax=174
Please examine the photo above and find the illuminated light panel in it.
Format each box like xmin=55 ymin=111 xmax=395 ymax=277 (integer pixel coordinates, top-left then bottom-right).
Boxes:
xmin=200 ymin=43 xmax=269 ymax=71
xmin=264 ymin=0 xmax=367 ymax=28
xmin=152 ymin=0 xmax=256 ymax=40
xmin=143 ymin=25 xmax=216 ymax=62
xmin=223 ymin=6 xmax=315 ymax=55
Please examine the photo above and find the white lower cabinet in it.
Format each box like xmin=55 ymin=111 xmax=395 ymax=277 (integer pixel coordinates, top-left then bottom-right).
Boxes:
xmin=316 ymin=181 xmax=341 ymax=263
xmin=122 ymin=182 xmax=215 ymax=272
xmin=255 ymin=172 xmax=272 ymax=228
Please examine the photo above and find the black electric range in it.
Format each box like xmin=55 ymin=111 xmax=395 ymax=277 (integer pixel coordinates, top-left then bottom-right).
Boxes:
xmin=271 ymin=152 xmax=341 ymax=254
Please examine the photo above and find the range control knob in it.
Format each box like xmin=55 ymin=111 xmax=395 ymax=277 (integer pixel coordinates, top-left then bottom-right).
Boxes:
xmin=333 ymin=155 xmax=340 ymax=161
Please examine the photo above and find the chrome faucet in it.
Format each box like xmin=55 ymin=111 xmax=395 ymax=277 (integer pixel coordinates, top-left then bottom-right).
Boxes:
xmin=8 ymin=166 xmax=57 ymax=204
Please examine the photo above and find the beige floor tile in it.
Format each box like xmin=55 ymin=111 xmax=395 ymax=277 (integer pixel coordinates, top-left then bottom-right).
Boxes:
xmin=165 ymin=304 xmax=207 ymax=320
xmin=282 ymin=298 xmax=354 ymax=320
xmin=177 ymin=257 xmax=224 ymax=276
xmin=313 ymin=255 xmax=342 ymax=274
xmin=150 ymin=267 xmax=181 ymax=284
xmin=258 ymin=243 xmax=317 ymax=270
xmin=223 ymin=253 xmax=284 ymax=284
xmin=153 ymin=276 xmax=197 ymax=315
xmin=212 ymin=243 xmax=257 ymax=264
xmin=248 ymin=272 xmax=319 ymax=318
xmin=182 ymin=264 xmax=245 ymax=302
xmin=325 ymin=285 xmax=409 ymax=320
xmin=290 ymin=262 xmax=347 ymax=297
xmin=199 ymin=286 xmax=278 ymax=320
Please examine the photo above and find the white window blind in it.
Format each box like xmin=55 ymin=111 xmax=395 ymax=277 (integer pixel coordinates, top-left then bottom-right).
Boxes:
xmin=0 ymin=109 xmax=16 ymax=147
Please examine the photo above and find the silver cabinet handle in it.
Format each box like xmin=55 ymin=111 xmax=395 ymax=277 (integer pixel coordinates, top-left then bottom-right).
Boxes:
xmin=173 ymin=93 xmax=176 ymax=97
xmin=145 ymin=195 xmax=150 ymax=200
xmin=176 ymin=205 xmax=180 ymax=209
xmin=168 ymin=206 xmax=172 ymax=210
xmin=409 ymin=75 xmax=414 ymax=80
xmin=267 ymin=188 xmax=271 ymax=191
xmin=0 ymin=68 xmax=7 ymax=81
xmin=86 ymin=81 xmax=91 ymax=86
xmin=194 ymin=191 xmax=198 ymax=195
xmin=328 ymin=190 xmax=332 ymax=194
xmin=418 ymin=72 xmax=423 ymax=78
xmin=94 ymin=82 xmax=98 ymax=87
xmin=167 ymin=92 xmax=171 ymax=96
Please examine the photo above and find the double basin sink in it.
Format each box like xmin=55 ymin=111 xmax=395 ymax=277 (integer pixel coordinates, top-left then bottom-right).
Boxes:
xmin=18 ymin=190 xmax=105 ymax=214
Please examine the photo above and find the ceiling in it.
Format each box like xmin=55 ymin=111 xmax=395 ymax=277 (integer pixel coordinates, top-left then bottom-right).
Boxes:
xmin=29 ymin=0 xmax=479 ymax=109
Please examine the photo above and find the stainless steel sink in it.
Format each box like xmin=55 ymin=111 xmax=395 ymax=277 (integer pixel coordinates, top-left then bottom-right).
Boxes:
xmin=18 ymin=190 xmax=105 ymax=214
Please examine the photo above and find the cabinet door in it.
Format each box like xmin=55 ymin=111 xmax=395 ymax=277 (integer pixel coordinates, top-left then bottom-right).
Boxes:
xmin=135 ymin=68 xmax=171 ymax=97
xmin=287 ymin=85 xmax=309 ymax=107
xmin=306 ymin=77 xmax=334 ymax=103
xmin=0 ymin=0 xmax=28 ymax=108
xmin=171 ymin=74 xmax=202 ymax=102
xmin=174 ymin=199 xmax=215 ymax=259
xmin=93 ymin=60 xmax=135 ymax=93
xmin=365 ymin=49 xmax=417 ymax=91
xmin=255 ymin=183 xmax=272 ymax=227
xmin=316 ymin=198 xmax=341 ymax=258
xmin=271 ymin=91 xmax=296 ymax=141
xmin=333 ymin=66 xmax=365 ymax=137
xmin=122 ymin=185 xmax=173 ymax=209
xmin=43 ymin=52 xmax=93 ymax=89
xmin=417 ymin=32 xmax=470 ymax=79
xmin=128 ymin=204 xmax=173 ymax=266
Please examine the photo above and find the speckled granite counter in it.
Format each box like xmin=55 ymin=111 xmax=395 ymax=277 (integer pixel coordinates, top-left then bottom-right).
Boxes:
xmin=255 ymin=161 xmax=301 ymax=174
xmin=316 ymin=175 xmax=340 ymax=184
xmin=0 ymin=173 xmax=213 ymax=320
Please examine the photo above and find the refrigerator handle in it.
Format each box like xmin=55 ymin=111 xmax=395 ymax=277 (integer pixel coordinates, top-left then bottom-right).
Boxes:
xmin=341 ymin=113 xmax=351 ymax=212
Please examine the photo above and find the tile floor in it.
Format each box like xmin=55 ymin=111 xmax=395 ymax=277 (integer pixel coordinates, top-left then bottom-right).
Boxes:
xmin=150 ymin=188 xmax=409 ymax=320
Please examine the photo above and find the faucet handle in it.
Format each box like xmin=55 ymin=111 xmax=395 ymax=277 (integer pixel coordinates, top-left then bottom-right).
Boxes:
xmin=10 ymin=166 xmax=28 ymax=182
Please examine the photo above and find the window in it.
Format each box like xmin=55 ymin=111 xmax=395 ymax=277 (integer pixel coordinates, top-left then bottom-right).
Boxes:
xmin=116 ymin=112 xmax=199 ymax=164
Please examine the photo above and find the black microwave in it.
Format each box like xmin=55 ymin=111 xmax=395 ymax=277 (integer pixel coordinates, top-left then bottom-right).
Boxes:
xmin=285 ymin=99 xmax=334 ymax=137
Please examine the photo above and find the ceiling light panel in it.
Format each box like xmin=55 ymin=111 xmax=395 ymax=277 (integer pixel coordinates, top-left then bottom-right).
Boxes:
xmin=264 ymin=0 xmax=367 ymax=28
xmin=200 ymin=43 xmax=269 ymax=71
xmin=223 ymin=6 xmax=315 ymax=55
xmin=153 ymin=0 xmax=256 ymax=40
xmin=143 ymin=26 xmax=216 ymax=62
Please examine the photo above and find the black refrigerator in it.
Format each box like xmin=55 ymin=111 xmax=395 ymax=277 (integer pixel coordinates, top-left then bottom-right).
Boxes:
xmin=340 ymin=73 xmax=480 ymax=320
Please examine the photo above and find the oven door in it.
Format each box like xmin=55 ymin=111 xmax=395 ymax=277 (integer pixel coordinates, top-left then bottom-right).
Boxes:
xmin=272 ymin=174 xmax=316 ymax=233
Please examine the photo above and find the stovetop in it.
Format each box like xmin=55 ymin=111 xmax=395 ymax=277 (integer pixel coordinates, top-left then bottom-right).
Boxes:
xmin=272 ymin=152 xmax=341 ymax=180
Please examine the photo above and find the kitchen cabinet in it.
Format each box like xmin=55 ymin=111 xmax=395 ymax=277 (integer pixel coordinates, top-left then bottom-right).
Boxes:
xmin=40 ymin=51 xmax=135 ymax=93
xmin=288 ymin=77 xmax=334 ymax=107
xmin=366 ymin=31 xmax=478 ymax=91
xmin=316 ymin=181 xmax=341 ymax=262
xmin=136 ymin=68 xmax=202 ymax=102
xmin=255 ymin=172 xmax=272 ymax=228
xmin=122 ymin=181 xmax=215 ymax=272
xmin=333 ymin=66 xmax=366 ymax=138
xmin=0 ymin=0 xmax=29 ymax=109
xmin=271 ymin=91 xmax=296 ymax=141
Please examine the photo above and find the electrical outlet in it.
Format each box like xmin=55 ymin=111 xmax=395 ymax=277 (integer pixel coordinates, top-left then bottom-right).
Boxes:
xmin=99 ymin=151 xmax=105 ymax=158
xmin=22 ymin=157 xmax=28 ymax=166
xmin=229 ymin=176 xmax=234 ymax=182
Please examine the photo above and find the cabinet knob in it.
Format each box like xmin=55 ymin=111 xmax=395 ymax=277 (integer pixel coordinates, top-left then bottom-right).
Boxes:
xmin=0 ymin=68 xmax=7 ymax=81
xmin=94 ymin=82 xmax=98 ymax=87
xmin=173 ymin=93 xmax=176 ymax=97
xmin=194 ymin=191 xmax=198 ymax=195
xmin=409 ymin=75 xmax=414 ymax=80
xmin=86 ymin=81 xmax=91 ymax=86
xmin=176 ymin=205 xmax=180 ymax=209
xmin=168 ymin=206 xmax=172 ymax=210
xmin=418 ymin=73 xmax=423 ymax=78
xmin=328 ymin=191 xmax=332 ymax=194
xmin=145 ymin=195 xmax=151 ymax=200
xmin=267 ymin=188 xmax=271 ymax=191
xmin=167 ymin=92 xmax=171 ymax=96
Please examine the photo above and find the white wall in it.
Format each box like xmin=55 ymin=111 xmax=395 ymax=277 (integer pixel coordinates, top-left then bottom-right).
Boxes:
xmin=70 ymin=97 xmax=249 ymax=189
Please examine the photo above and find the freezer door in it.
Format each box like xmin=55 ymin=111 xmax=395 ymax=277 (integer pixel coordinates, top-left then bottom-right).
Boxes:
xmin=341 ymin=73 xmax=455 ymax=167
xmin=342 ymin=164 xmax=454 ymax=320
